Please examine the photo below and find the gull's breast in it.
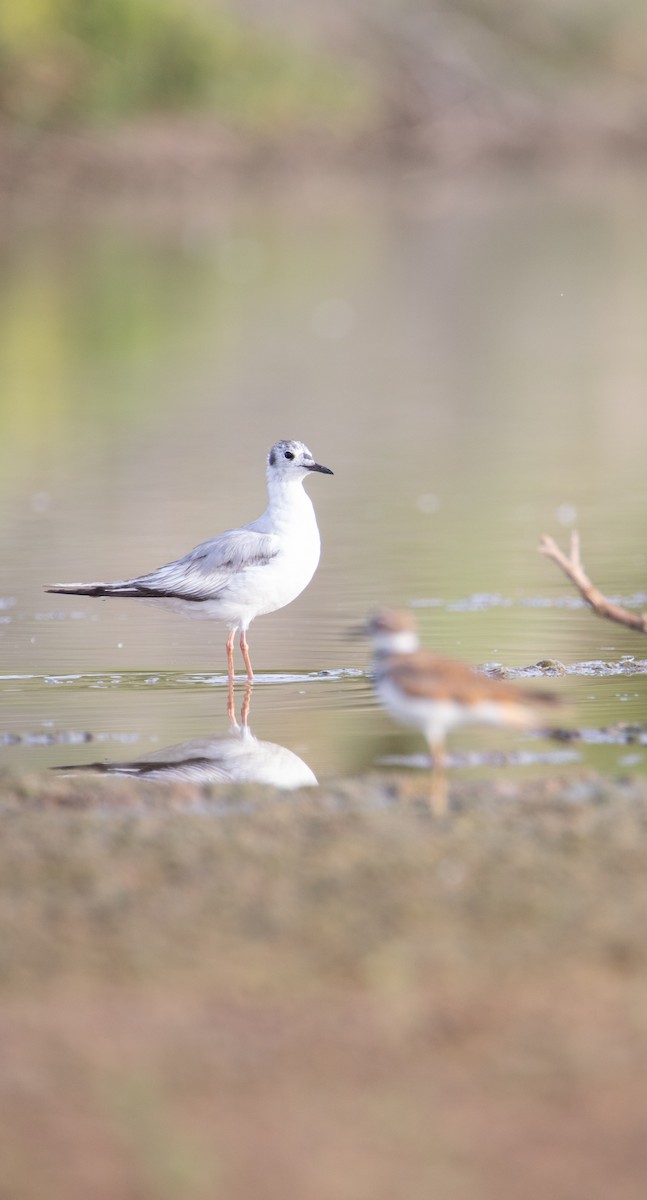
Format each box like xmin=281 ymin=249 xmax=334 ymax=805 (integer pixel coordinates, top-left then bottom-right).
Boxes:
xmin=218 ymin=520 xmax=321 ymax=620
xmin=249 ymin=537 xmax=321 ymax=616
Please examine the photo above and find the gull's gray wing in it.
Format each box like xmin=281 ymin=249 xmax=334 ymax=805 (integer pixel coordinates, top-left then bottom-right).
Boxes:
xmin=129 ymin=528 xmax=280 ymax=601
xmin=46 ymin=528 xmax=280 ymax=601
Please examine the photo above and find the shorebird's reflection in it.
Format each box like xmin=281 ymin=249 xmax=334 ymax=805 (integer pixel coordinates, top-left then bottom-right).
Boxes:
xmin=55 ymin=685 xmax=317 ymax=789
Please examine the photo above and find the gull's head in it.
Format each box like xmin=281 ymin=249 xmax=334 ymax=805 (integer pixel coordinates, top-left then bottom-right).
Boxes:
xmin=365 ymin=607 xmax=420 ymax=656
xmin=267 ymin=439 xmax=333 ymax=483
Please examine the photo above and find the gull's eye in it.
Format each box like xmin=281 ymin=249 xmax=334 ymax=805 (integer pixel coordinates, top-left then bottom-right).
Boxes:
xmin=284 ymin=450 xmax=295 ymax=460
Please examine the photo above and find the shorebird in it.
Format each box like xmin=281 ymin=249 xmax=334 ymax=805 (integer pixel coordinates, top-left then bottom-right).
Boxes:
xmin=364 ymin=608 xmax=561 ymax=808
xmin=47 ymin=440 xmax=333 ymax=690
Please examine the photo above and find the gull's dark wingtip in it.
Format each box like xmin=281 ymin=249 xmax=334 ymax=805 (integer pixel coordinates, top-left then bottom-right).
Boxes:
xmin=45 ymin=583 xmax=114 ymax=597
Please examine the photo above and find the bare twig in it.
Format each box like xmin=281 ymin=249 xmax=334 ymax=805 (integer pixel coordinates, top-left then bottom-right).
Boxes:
xmin=539 ymin=531 xmax=647 ymax=634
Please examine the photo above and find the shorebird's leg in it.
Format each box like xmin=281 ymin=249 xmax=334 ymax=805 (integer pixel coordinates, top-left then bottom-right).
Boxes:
xmin=240 ymin=629 xmax=254 ymax=682
xmin=430 ymin=743 xmax=447 ymax=772
xmin=428 ymin=736 xmax=448 ymax=817
xmin=240 ymin=681 xmax=253 ymax=728
xmin=430 ymin=772 xmax=448 ymax=818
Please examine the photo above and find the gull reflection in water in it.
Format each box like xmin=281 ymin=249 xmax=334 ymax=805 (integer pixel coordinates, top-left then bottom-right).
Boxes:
xmin=55 ymin=685 xmax=317 ymax=790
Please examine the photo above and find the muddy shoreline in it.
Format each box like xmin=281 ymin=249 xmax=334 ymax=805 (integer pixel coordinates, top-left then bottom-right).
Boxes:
xmin=2 ymin=762 xmax=646 ymax=811
xmin=3 ymin=767 xmax=647 ymax=1197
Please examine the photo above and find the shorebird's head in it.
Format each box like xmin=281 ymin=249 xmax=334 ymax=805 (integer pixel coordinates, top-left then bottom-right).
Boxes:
xmin=365 ymin=608 xmax=420 ymax=656
xmin=267 ymin=440 xmax=333 ymax=483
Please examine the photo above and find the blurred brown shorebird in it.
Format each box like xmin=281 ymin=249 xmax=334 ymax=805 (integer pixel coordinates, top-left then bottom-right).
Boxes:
xmin=363 ymin=607 xmax=562 ymax=813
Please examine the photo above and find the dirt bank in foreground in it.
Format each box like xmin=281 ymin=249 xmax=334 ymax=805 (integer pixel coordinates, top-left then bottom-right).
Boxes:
xmin=2 ymin=770 xmax=647 ymax=1199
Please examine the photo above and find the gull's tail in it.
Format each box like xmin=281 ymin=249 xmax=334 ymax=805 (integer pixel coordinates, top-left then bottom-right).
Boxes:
xmin=46 ymin=581 xmax=141 ymax=598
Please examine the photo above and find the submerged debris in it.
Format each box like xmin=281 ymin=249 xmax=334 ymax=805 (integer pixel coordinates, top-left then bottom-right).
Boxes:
xmin=0 ymin=730 xmax=94 ymax=747
xmin=485 ymin=659 xmax=647 ymax=680
xmin=551 ymin=724 xmax=647 ymax=746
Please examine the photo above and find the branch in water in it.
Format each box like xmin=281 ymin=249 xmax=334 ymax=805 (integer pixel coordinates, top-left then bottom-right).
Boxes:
xmin=539 ymin=531 xmax=647 ymax=634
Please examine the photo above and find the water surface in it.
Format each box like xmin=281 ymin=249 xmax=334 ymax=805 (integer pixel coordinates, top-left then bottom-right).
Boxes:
xmin=2 ymin=168 xmax=647 ymax=781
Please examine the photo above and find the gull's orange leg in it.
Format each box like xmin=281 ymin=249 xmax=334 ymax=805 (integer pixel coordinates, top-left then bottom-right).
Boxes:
xmin=239 ymin=629 xmax=254 ymax=682
xmin=226 ymin=629 xmax=236 ymax=680
xmin=226 ymin=629 xmax=237 ymax=725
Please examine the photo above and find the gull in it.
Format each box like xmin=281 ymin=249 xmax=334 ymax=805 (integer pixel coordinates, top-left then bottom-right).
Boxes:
xmin=363 ymin=608 xmax=562 ymax=811
xmin=47 ymin=439 xmax=333 ymax=687
xmin=54 ymin=724 xmax=318 ymax=790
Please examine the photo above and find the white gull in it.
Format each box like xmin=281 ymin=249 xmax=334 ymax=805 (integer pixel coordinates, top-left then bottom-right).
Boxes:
xmin=47 ymin=439 xmax=333 ymax=683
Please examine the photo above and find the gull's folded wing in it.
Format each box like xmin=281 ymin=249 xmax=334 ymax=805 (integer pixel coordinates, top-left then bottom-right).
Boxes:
xmin=47 ymin=528 xmax=280 ymax=600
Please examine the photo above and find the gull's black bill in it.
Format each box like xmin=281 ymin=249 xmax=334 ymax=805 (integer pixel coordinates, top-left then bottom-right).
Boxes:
xmin=307 ymin=462 xmax=334 ymax=475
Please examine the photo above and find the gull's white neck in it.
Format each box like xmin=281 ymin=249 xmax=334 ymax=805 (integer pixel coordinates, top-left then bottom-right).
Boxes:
xmin=262 ymin=471 xmax=316 ymax=532
xmin=372 ymin=630 xmax=420 ymax=657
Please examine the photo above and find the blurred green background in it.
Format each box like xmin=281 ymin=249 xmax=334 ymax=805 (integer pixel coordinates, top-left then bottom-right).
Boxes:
xmin=0 ymin=0 xmax=365 ymax=130
xmin=2 ymin=0 xmax=647 ymax=159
